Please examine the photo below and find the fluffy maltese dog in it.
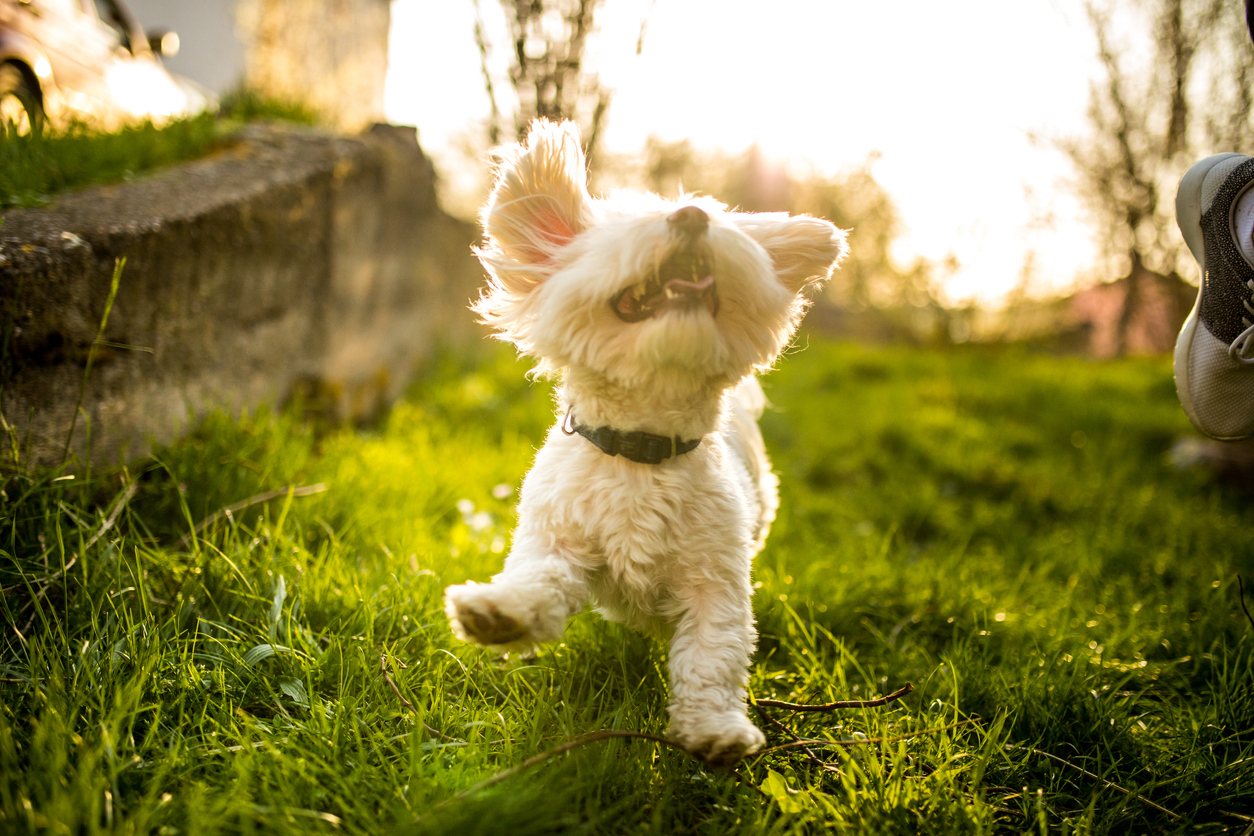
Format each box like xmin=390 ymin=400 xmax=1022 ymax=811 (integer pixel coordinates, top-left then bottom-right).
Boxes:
xmin=444 ymin=120 xmax=846 ymax=767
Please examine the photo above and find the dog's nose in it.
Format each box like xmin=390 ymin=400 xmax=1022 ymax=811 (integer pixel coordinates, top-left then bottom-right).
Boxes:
xmin=668 ymin=206 xmax=708 ymax=238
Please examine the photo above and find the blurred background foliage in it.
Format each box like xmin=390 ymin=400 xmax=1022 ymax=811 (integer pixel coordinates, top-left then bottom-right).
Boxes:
xmin=1047 ymin=0 xmax=1254 ymax=355
xmin=597 ymin=139 xmax=956 ymax=341
xmin=464 ymin=0 xmax=1254 ymax=353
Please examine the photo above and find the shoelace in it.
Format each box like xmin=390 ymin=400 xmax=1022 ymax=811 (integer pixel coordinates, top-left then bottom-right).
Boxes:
xmin=1231 ymin=278 xmax=1254 ymax=364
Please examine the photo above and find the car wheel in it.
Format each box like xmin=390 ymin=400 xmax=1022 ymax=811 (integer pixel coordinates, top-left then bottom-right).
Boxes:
xmin=0 ymin=63 xmax=43 ymax=136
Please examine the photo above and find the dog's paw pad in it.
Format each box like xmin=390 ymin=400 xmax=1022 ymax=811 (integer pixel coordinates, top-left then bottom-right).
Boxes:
xmin=445 ymin=584 xmax=529 ymax=646
xmin=460 ymin=601 xmax=526 ymax=645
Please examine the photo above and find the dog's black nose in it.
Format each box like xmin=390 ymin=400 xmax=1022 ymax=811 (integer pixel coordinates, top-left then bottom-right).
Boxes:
xmin=668 ymin=206 xmax=708 ymax=237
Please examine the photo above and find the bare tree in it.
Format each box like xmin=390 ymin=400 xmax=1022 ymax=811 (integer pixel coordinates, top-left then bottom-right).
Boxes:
xmin=476 ymin=0 xmax=615 ymax=166
xmin=1061 ymin=0 xmax=1253 ymax=354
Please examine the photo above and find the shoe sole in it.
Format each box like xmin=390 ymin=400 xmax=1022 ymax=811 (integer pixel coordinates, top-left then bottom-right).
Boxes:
xmin=1173 ymin=152 xmax=1246 ymax=440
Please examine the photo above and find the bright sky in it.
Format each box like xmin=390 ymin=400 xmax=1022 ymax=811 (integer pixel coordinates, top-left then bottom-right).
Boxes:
xmin=385 ymin=0 xmax=1104 ymax=305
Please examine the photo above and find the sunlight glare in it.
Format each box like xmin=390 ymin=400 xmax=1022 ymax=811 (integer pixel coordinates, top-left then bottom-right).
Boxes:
xmin=386 ymin=0 xmax=1103 ymax=305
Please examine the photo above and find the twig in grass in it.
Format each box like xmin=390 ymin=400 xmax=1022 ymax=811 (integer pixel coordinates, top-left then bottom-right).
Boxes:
xmin=755 ymin=682 xmax=914 ymax=712
xmin=80 ymin=480 xmax=137 ymax=553
xmin=2 ymin=555 xmax=75 ymax=597
xmin=753 ymin=703 xmax=837 ymax=772
xmin=378 ymin=654 xmax=463 ymax=743
xmin=177 ymin=483 xmax=328 ymax=547
xmin=16 ymin=568 xmax=72 ymax=634
xmin=1005 ymin=744 xmax=1181 ymax=821
xmin=733 ymin=767 xmax=769 ymax=801
xmin=15 ymin=551 xmax=83 ymax=634
xmin=14 ymin=479 xmax=131 ymax=630
xmin=415 ymin=729 xmax=688 ymax=825
xmin=757 ymin=718 xmax=977 ymax=756
xmin=4 ymin=480 xmax=133 ymax=605
xmin=750 ymin=682 xmax=917 ymax=781
xmin=1238 ymin=576 xmax=1254 ymax=634
xmin=411 ymin=680 xmax=920 ymax=823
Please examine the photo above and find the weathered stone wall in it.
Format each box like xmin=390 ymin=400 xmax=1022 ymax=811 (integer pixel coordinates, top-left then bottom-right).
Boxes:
xmin=0 ymin=124 xmax=482 ymax=470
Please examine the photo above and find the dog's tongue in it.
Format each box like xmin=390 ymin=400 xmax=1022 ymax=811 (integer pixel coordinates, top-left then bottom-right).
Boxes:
xmin=655 ymin=274 xmax=718 ymax=317
xmin=663 ymin=275 xmax=714 ymax=298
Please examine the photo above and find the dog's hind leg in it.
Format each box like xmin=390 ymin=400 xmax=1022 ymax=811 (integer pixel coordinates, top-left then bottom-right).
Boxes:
xmin=665 ymin=589 xmax=766 ymax=767
xmin=444 ymin=544 xmax=590 ymax=651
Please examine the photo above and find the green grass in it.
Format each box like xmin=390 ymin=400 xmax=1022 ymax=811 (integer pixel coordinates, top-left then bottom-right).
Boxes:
xmin=217 ymin=87 xmax=321 ymax=129
xmin=0 ymin=88 xmax=321 ymax=211
xmin=1 ymin=340 xmax=1251 ymax=835
xmin=0 ymin=114 xmax=220 ymax=210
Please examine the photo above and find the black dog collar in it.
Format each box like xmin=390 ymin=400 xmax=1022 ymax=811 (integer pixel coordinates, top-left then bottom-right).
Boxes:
xmin=562 ymin=407 xmax=702 ymax=465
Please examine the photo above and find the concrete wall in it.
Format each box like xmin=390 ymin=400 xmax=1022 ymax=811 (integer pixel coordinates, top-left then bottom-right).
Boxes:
xmin=0 ymin=123 xmax=482 ymax=470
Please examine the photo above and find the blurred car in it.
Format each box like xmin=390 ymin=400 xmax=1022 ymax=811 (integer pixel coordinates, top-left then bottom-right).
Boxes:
xmin=0 ymin=0 xmax=214 ymax=133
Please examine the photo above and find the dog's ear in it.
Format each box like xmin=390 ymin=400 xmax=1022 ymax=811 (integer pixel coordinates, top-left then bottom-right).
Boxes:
xmin=735 ymin=214 xmax=848 ymax=293
xmin=481 ymin=119 xmax=591 ymax=271
xmin=474 ymin=120 xmax=592 ymax=344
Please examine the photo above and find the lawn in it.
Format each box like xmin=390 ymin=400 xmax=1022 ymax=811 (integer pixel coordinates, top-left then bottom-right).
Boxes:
xmin=1 ymin=339 xmax=1251 ymax=835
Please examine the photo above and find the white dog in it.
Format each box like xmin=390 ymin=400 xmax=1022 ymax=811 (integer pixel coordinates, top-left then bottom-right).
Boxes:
xmin=444 ymin=120 xmax=846 ymax=767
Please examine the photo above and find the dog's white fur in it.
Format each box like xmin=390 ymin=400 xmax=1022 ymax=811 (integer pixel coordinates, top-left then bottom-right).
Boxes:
xmin=443 ymin=120 xmax=846 ymax=767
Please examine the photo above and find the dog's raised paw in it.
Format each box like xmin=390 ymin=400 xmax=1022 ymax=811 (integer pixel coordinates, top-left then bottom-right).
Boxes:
xmin=444 ymin=583 xmax=529 ymax=646
xmin=460 ymin=601 xmax=526 ymax=645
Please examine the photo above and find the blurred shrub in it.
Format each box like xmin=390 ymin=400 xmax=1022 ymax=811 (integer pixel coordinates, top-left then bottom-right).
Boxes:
xmin=597 ymin=138 xmax=957 ymax=342
xmin=642 ymin=140 xmax=941 ymax=310
xmin=218 ymin=86 xmax=322 ymax=127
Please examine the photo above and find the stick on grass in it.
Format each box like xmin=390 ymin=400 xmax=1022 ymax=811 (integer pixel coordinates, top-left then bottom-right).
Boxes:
xmin=1007 ymin=744 xmax=1181 ymax=821
xmin=753 ymin=704 xmax=837 ymax=772
xmin=378 ymin=654 xmax=463 ymax=743
xmin=755 ymin=682 xmax=914 ymax=712
xmin=757 ymin=719 xmax=977 ymax=756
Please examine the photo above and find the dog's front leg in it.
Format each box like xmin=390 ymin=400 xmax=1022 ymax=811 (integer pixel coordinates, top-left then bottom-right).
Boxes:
xmin=444 ymin=541 xmax=590 ymax=651
xmin=666 ymin=590 xmax=765 ymax=767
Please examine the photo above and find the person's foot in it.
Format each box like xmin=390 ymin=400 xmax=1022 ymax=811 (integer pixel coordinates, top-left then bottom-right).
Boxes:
xmin=1174 ymin=153 xmax=1254 ymax=440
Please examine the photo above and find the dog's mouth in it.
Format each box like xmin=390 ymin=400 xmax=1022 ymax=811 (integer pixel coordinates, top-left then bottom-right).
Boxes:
xmin=611 ymin=247 xmax=719 ymax=323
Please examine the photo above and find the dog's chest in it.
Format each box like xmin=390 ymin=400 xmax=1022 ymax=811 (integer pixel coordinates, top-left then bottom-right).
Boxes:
xmin=520 ymin=432 xmax=753 ymax=611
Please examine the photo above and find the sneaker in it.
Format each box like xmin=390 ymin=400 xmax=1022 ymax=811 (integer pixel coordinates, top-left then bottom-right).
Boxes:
xmin=1173 ymin=153 xmax=1254 ymax=440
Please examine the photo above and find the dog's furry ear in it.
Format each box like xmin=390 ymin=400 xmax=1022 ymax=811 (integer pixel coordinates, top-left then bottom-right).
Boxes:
xmin=735 ymin=214 xmax=848 ymax=293
xmin=474 ymin=120 xmax=592 ymax=342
